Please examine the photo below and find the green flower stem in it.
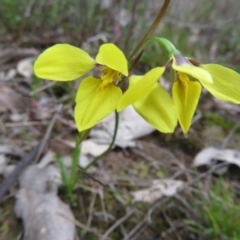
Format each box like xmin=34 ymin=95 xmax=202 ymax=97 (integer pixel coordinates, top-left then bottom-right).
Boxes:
xmin=77 ymin=128 xmax=92 ymax=144
xmin=82 ymin=111 xmax=119 ymax=173
xmin=150 ymin=37 xmax=179 ymax=56
xmin=128 ymin=49 xmax=144 ymax=72
xmin=128 ymin=0 xmax=170 ymax=62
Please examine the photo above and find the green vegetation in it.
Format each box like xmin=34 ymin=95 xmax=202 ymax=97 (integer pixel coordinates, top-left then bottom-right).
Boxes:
xmin=186 ymin=179 xmax=240 ymax=240
xmin=205 ymin=113 xmax=235 ymax=132
xmin=55 ymin=143 xmax=81 ymax=204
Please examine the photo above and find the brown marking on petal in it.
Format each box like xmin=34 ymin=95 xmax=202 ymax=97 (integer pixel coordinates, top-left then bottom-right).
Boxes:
xmin=174 ymin=53 xmax=192 ymax=66
xmin=177 ymin=72 xmax=189 ymax=104
xmin=188 ymin=58 xmax=201 ymax=66
xmin=165 ymin=58 xmax=173 ymax=68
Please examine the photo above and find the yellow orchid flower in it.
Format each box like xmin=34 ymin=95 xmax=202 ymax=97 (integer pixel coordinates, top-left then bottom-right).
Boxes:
xmin=149 ymin=37 xmax=240 ymax=134
xmin=171 ymin=53 xmax=240 ymax=133
xmin=34 ymin=43 xmax=128 ymax=131
xmin=117 ymin=68 xmax=178 ymax=133
xmin=34 ymin=42 xmax=178 ymax=133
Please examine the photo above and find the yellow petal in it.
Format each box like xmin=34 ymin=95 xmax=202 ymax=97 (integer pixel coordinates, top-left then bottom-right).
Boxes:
xmin=201 ymin=64 xmax=240 ymax=103
xmin=96 ymin=43 xmax=128 ymax=76
xmin=34 ymin=44 xmax=95 ymax=81
xmin=117 ymin=67 xmax=165 ymax=112
xmin=74 ymin=77 xmax=122 ymax=131
xmin=172 ymin=57 xmax=213 ymax=84
xmin=172 ymin=73 xmax=202 ymax=133
xmin=133 ymin=83 xmax=177 ymax=133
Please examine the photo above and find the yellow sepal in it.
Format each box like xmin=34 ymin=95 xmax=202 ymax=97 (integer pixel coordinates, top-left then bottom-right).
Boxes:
xmin=201 ymin=64 xmax=240 ymax=103
xmin=117 ymin=67 xmax=165 ymax=112
xmin=74 ymin=77 xmax=122 ymax=131
xmin=96 ymin=43 xmax=128 ymax=76
xmin=34 ymin=44 xmax=95 ymax=81
xmin=133 ymin=83 xmax=177 ymax=133
xmin=172 ymin=57 xmax=212 ymax=84
xmin=172 ymin=73 xmax=202 ymax=133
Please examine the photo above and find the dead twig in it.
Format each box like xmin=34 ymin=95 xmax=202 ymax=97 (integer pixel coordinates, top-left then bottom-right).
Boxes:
xmin=59 ymin=212 xmax=112 ymax=240
xmin=164 ymin=14 xmax=240 ymax=30
xmin=124 ymin=162 xmax=230 ymax=239
xmin=30 ymin=82 xmax=56 ymax=96
xmin=16 ymin=0 xmax=36 ymax=43
xmin=101 ymin=209 xmax=136 ymax=240
xmin=221 ymin=122 xmax=240 ymax=149
xmin=132 ymin=148 xmax=165 ymax=169
xmin=33 ymin=112 xmax=59 ymax=163
xmin=86 ymin=192 xmax=97 ymax=229
xmin=98 ymin=186 xmax=109 ymax=222
xmin=0 ymin=143 xmax=40 ymax=202
xmin=108 ymin=183 xmax=127 ymax=206
xmin=0 ymin=111 xmax=58 ymax=202
xmin=162 ymin=210 xmax=183 ymax=240
xmin=123 ymin=218 xmax=146 ymax=240
xmin=5 ymin=121 xmax=48 ymax=128
xmin=139 ymin=140 xmax=185 ymax=169
xmin=75 ymin=220 xmax=112 ymax=240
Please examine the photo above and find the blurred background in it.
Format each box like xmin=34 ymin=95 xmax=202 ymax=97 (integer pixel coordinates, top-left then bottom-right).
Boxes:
xmin=1 ymin=0 xmax=240 ymax=239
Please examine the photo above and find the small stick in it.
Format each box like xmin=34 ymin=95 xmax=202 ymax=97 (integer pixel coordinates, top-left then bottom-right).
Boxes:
xmin=101 ymin=209 xmax=136 ymax=240
xmin=0 ymin=112 xmax=58 ymax=202
xmin=33 ymin=112 xmax=58 ymax=163
xmin=221 ymin=122 xmax=240 ymax=149
xmin=86 ymin=192 xmax=97 ymax=229
xmin=5 ymin=121 xmax=48 ymax=127
xmin=162 ymin=210 xmax=183 ymax=240
xmin=124 ymin=162 xmax=230 ymax=239
xmin=0 ymin=143 xmax=40 ymax=202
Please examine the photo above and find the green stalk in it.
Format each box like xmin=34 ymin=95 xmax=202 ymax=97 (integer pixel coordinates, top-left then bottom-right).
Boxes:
xmin=77 ymin=128 xmax=92 ymax=143
xmin=128 ymin=0 xmax=170 ymax=62
xmin=150 ymin=37 xmax=179 ymax=56
xmin=79 ymin=111 xmax=119 ymax=175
